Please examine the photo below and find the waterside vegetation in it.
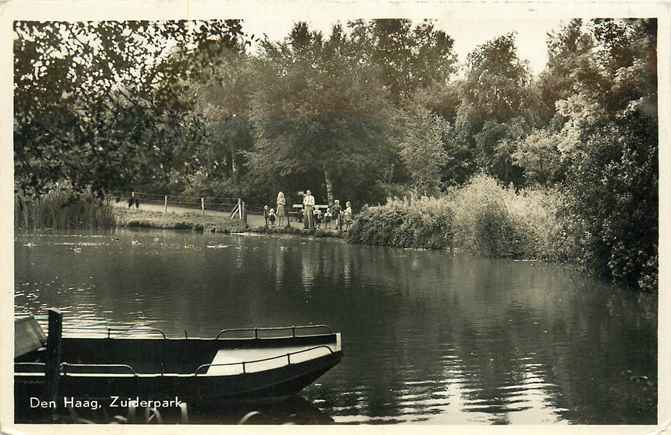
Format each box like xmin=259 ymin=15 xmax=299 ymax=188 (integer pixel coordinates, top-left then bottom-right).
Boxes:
xmin=351 ymin=175 xmax=571 ymax=261
xmin=14 ymin=191 xmax=115 ymax=231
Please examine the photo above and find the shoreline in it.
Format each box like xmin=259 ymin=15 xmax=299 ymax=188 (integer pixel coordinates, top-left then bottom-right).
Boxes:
xmin=113 ymin=207 xmax=348 ymax=239
xmin=17 ymin=203 xmax=630 ymax=289
xmin=18 ymin=204 xmax=634 ymax=288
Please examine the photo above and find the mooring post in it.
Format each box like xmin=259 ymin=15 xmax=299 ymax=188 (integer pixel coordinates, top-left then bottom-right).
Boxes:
xmin=201 ymin=197 xmax=205 ymax=215
xmin=46 ymin=308 xmax=63 ymax=415
xmin=164 ymin=195 xmax=168 ymax=213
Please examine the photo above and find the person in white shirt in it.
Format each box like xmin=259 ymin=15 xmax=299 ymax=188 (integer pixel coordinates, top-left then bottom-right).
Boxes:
xmin=303 ymin=189 xmax=315 ymax=229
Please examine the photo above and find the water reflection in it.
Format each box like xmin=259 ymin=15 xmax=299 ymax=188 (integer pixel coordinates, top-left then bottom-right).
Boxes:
xmin=14 ymin=230 xmax=657 ymax=424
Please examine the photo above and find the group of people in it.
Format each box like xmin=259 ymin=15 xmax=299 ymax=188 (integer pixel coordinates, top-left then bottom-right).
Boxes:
xmin=302 ymin=190 xmax=353 ymax=231
xmin=263 ymin=190 xmax=353 ymax=231
xmin=263 ymin=191 xmax=287 ymax=227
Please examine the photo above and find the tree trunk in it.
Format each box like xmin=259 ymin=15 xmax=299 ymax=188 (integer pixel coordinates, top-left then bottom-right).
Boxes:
xmin=231 ymin=152 xmax=238 ymax=182
xmin=324 ymin=168 xmax=334 ymax=206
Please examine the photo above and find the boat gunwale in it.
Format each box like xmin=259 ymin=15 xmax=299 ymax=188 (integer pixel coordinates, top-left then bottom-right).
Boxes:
xmin=29 ymin=323 xmax=334 ymax=341
xmin=15 ymin=335 xmax=342 ymax=378
xmin=14 ymin=349 xmax=343 ymax=379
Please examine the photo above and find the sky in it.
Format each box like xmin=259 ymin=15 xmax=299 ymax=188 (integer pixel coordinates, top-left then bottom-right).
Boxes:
xmin=241 ymin=16 xmax=568 ymax=76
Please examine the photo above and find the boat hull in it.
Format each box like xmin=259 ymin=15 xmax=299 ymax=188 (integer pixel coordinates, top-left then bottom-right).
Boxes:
xmin=15 ymin=351 xmax=341 ymax=407
xmin=15 ymin=329 xmax=342 ymax=413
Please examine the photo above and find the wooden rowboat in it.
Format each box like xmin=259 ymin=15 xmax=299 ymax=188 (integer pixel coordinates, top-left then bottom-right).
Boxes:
xmin=14 ymin=311 xmax=342 ymax=411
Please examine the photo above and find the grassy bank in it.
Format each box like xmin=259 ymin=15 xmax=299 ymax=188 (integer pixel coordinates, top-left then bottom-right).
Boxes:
xmin=15 ymin=191 xmax=339 ymax=238
xmin=350 ymin=175 xmax=577 ymax=262
xmin=248 ymin=225 xmax=345 ymax=239
xmin=114 ymin=208 xmax=247 ymax=233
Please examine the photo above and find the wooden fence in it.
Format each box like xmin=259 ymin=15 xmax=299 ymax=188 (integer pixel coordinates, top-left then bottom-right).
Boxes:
xmin=110 ymin=191 xmax=247 ymax=221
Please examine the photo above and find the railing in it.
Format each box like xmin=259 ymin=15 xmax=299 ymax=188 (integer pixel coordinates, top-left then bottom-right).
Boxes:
xmin=16 ymin=361 xmax=141 ymax=376
xmin=106 ymin=326 xmax=168 ymax=339
xmin=15 ymin=346 xmax=336 ymax=377
xmin=32 ymin=323 xmax=169 ymax=339
xmin=193 ymin=345 xmax=335 ymax=376
xmin=214 ymin=324 xmax=333 ymax=340
xmin=60 ymin=362 xmax=138 ymax=376
xmin=14 ymin=362 xmax=47 ymax=373
xmin=109 ymin=191 xmax=240 ymax=212
xmin=30 ymin=320 xmax=332 ymax=340
xmin=108 ymin=190 xmax=247 ymax=219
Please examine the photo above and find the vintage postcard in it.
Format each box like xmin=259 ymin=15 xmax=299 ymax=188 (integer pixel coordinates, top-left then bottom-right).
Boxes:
xmin=1 ymin=0 xmax=669 ymax=434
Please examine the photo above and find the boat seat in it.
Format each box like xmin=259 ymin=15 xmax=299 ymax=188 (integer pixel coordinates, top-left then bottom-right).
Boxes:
xmin=15 ymin=316 xmax=47 ymax=359
xmin=205 ymin=345 xmax=333 ymax=375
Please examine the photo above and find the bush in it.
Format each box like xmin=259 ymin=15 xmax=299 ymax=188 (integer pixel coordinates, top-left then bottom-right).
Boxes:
xmin=351 ymin=175 xmax=571 ymax=260
xmin=350 ymin=195 xmax=455 ymax=250
xmin=563 ymin=111 xmax=658 ymax=291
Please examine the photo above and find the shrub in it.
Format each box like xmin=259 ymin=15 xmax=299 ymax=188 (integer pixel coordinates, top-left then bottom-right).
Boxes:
xmin=350 ymin=195 xmax=455 ymax=250
xmin=351 ymin=175 xmax=570 ymax=260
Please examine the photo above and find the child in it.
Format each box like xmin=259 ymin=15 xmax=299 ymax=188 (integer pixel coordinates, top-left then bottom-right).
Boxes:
xmin=314 ymin=208 xmax=322 ymax=230
xmin=269 ymin=208 xmax=277 ymax=226
xmin=263 ymin=205 xmax=269 ymax=227
xmin=323 ymin=207 xmax=332 ymax=229
xmin=332 ymin=200 xmax=342 ymax=231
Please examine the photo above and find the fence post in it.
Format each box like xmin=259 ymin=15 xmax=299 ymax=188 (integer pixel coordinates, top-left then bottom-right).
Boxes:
xmin=242 ymin=201 xmax=247 ymax=225
xmin=46 ymin=308 xmax=63 ymax=416
xmin=164 ymin=195 xmax=168 ymax=213
xmin=201 ymin=197 xmax=205 ymax=215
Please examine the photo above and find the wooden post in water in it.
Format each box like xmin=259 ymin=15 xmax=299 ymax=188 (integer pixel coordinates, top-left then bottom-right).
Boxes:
xmin=164 ymin=195 xmax=168 ymax=213
xmin=242 ymin=200 xmax=247 ymax=225
xmin=201 ymin=197 xmax=205 ymax=215
xmin=46 ymin=308 xmax=63 ymax=414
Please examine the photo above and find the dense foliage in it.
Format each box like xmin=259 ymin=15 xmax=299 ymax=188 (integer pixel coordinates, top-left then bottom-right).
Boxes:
xmin=14 ymin=20 xmax=245 ymax=196
xmin=350 ymin=175 xmax=573 ymax=260
xmin=14 ymin=18 xmax=658 ymax=290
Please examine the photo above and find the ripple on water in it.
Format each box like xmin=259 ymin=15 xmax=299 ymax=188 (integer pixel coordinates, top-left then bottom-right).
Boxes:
xmin=14 ymin=231 xmax=658 ymax=425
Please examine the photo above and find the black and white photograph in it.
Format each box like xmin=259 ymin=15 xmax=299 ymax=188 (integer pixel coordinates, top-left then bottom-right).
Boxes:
xmin=2 ymin=0 xmax=668 ymax=431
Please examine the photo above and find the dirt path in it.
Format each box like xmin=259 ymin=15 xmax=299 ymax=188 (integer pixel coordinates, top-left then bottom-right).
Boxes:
xmin=111 ymin=201 xmax=308 ymax=229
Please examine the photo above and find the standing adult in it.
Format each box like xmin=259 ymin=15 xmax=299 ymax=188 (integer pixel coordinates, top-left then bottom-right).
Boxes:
xmin=276 ymin=191 xmax=286 ymax=227
xmin=303 ymin=189 xmax=315 ymax=229
xmin=344 ymin=201 xmax=353 ymax=231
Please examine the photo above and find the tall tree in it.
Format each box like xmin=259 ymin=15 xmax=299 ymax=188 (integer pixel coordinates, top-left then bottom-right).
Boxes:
xmin=250 ymin=23 xmax=394 ymax=205
xmin=461 ymin=33 xmax=531 ymax=124
xmin=398 ymin=104 xmax=450 ymax=195
xmin=535 ymin=19 xmax=596 ymax=123
xmin=13 ymin=20 xmax=244 ymax=196
xmin=348 ymin=19 xmax=458 ymax=104
xmin=190 ymin=43 xmax=256 ymax=184
xmin=550 ymin=19 xmax=658 ymax=290
xmin=445 ymin=33 xmax=533 ymax=186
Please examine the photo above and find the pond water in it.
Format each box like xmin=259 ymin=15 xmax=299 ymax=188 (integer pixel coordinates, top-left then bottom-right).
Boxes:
xmin=14 ymin=229 xmax=657 ymax=424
